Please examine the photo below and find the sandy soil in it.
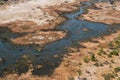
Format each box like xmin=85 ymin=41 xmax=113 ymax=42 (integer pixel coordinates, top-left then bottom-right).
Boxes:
xmin=79 ymin=1 xmax=120 ymax=25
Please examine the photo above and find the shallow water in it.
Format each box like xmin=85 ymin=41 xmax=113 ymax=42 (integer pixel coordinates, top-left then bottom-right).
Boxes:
xmin=0 ymin=1 xmax=120 ymax=76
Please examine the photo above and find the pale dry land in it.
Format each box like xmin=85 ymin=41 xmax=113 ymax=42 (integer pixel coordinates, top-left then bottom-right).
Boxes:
xmin=0 ymin=0 xmax=74 ymax=25
xmin=0 ymin=0 xmax=85 ymax=45
xmin=79 ymin=1 xmax=120 ymax=25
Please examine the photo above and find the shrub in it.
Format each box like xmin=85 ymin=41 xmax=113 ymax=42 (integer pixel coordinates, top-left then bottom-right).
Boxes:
xmin=109 ymin=49 xmax=119 ymax=56
xmin=110 ymin=60 xmax=114 ymax=63
xmin=84 ymin=56 xmax=89 ymax=63
xmin=97 ymin=48 xmax=106 ymax=56
xmin=109 ymin=36 xmax=120 ymax=48
xmin=108 ymin=42 xmax=113 ymax=47
xmin=94 ymin=62 xmax=99 ymax=67
xmin=68 ymin=76 xmax=74 ymax=80
xmin=0 ymin=0 xmax=7 ymax=5
xmin=114 ymin=67 xmax=120 ymax=73
xmin=102 ymin=73 xmax=115 ymax=80
xmin=77 ymin=69 xmax=82 ymax=76
xmin=114 ymin=38 xmax=120 ymax=48
xmin=107 ymin=54 xmax=112 ymax=58
xmin=90 ymin=54 xmax=97 ymax=61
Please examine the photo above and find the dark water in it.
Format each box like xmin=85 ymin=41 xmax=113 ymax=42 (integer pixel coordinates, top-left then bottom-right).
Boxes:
xmin=0 ymin=1 xmax=120 ymax=76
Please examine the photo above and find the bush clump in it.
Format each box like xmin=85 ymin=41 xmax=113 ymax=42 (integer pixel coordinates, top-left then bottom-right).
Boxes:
xmin=0 ymin=0 xmax=7 ymax=5
xmin=84 ymin=56 xmax=89 ymax=63
xmin=90 ymin=54 xmax=97 ymax=61
xmin=114 ymin=67 xmax=120 ymax=73
xmin=77 ymin=69 xmax=82 ymax=76
xmin=109 ymin=49 xmax=119 ymax=56
xmin=97 ymin=48 xmax=106 ymax=56
xmin=102 ymin=73 xmax=115 ymax=80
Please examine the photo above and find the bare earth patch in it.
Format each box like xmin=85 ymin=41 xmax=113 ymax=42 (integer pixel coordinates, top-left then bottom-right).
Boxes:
xmin=11 ymin=31 xmax=66 ymax=45
xmin=0 ymin=17 xmax=65 ymax=33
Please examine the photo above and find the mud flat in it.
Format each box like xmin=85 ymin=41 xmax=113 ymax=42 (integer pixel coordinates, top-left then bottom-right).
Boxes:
xmin=78 ymin=1 xmax=120 ymax=25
